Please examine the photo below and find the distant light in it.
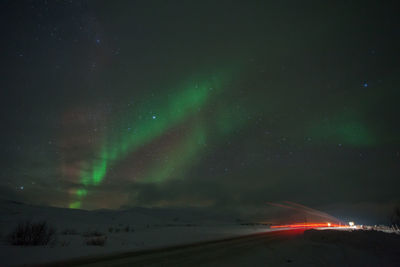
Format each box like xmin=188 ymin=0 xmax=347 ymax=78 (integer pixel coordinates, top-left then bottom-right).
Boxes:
xmin=20 ymin=186 xmax=24 ymax=190
xmin=363 ymin=82 xmax=368 ymax=88
xmin=152 ymin=115 xmax=156 ymax=119
xmin=327 ymin=222 xmax=331 ymax=227
xmin=349 ymin=221 xmax=354 ymax=226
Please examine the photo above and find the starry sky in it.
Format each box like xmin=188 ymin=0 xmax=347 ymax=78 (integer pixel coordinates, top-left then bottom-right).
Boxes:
xmin=1 ymin=1 xmax=399 ymax=221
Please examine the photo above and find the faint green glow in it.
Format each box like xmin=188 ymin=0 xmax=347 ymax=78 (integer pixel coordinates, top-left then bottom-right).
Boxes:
xmin=69 ymin=201 xmax=81 ymax=209
xmin=311 ymin=112 xmax=375 ymax=146
xmin=335 ymin=122 xmax=375 ymax=146
xmin=144 ymin=123 xmax=207 ymax=183
xmin=76 ymin=188 xmax=87 ymax=197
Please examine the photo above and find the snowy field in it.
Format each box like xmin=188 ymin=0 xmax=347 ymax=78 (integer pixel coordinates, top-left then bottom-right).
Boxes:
xmin=1 ymin=199 xmax=399 ymax=266
xmin=0 ymin=200 xmax=270 ymax=266
xmin=270 ymin=229 xmax=400 ymax=266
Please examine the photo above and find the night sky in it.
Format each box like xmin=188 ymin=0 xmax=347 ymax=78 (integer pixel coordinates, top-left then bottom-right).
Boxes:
xmin=1 ymin=1 xmax=399 ymax=220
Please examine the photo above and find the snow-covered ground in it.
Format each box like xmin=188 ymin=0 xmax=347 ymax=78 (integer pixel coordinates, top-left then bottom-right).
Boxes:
xmin=0 ymin=200 xmax=270 ymax=266
xmin=1 ymin=225 xmax=274 ymax=266
xmin=202 ymin=228 xmax=400 ymax=267
xmin=1 ymin=199 xmax=399 ymax=266
xmin=275 ymin=229 xmax=400 ymax=266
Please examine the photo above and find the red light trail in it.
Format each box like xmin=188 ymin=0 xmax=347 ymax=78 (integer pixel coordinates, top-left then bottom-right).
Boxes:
xmin=271 ymin=222 xmax=347 ymax=229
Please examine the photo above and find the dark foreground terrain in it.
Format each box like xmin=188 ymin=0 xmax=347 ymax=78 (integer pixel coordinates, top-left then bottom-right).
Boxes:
xmin=45 ymin=229 xmax=400 ymax=267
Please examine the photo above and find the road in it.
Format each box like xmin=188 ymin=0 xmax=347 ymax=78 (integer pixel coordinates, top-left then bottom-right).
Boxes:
xmin=49 ymin=229 xmax=306 ymax=267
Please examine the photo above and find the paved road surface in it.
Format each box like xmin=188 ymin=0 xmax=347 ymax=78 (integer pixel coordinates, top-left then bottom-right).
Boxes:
xmin=47 ymin=229 xmax=305 ymax=267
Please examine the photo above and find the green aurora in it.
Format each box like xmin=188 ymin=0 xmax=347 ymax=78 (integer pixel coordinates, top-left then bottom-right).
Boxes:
xmin=310 ymin=111 xmax=376 ymax=147
xmin=69 ymin=69 xmax=249 ymax=208
xmin=68 ymin=70 xmax=381 ymax=209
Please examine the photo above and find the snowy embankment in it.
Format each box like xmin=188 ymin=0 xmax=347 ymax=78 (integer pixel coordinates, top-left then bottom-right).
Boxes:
xmin=0 ymin=200 xmax=270 ymax=266
xmin=1 ymin=225 xmax=271 ymax=266
xmin=1 ymin=199 xmax=399 ymax=266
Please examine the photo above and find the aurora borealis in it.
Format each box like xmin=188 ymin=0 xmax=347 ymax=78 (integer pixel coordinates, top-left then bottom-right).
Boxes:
xmin=70 ymin=69 xmax=239 ymax=208
xmin=1 ymin=1 xmax=400 ymax=222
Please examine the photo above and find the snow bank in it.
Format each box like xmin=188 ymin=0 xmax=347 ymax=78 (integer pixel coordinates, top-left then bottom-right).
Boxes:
xmin=0 ymin=200 xmax=269 ymax=266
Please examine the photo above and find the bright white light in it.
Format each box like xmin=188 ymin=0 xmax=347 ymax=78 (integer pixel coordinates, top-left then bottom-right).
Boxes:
xmin=327 ymin=222 xmax=331 ymax=227
xmin=349 ymin=221 xmax=354 ymax=226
